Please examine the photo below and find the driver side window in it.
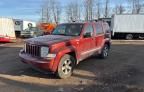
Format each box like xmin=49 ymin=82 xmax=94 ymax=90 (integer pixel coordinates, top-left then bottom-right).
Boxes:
xmin=84 ymin=24 xmax=94 ymax=38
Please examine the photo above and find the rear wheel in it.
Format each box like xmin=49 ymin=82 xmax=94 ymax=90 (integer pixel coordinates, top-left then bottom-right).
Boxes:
xmin=57 ymin=54 xmax=75 ymax=79
xmin=99 ymin=44 xmax=109 ymax=59
xmin=126 ymin=34 xmax=133 ymax=40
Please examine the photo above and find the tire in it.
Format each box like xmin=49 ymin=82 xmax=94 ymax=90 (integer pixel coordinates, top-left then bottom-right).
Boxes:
xmin=99 ymin=44 xmax=109 ymax=59
xmin=126 ymin=34 xmax=133 ymax=40
xmin=57 ymin=54 xmax=75 ymax=79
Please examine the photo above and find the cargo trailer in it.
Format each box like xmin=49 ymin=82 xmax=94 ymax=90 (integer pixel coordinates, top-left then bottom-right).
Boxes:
xmin=0 ymin=18 xmax=16 ymax=42
xmin=111 ymin=14 xmax=144 ymax=40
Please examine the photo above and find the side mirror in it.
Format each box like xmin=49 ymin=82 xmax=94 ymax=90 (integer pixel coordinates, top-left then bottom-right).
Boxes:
xmin=84 ymin=32 xmax=92 ymax=38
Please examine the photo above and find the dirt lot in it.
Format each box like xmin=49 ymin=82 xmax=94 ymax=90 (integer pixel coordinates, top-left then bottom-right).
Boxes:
xmin=0 ymin=41 xmax=144 ymax=92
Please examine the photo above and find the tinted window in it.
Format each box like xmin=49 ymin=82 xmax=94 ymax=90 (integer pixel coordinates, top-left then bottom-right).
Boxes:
xmin=95 ymin=23 xmax=104 ymax=35
xmin=103 ymin=23 xmax=110 ymax=33
xmin=84 ymin=24 xmax=94 ymax=35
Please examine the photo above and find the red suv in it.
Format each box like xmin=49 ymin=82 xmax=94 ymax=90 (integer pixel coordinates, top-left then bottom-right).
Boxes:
xmin=19 ymin=21 xmax=111 ymax=79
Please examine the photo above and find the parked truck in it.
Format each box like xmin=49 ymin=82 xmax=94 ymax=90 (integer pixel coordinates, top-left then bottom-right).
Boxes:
xmin=14 ymin=19 xmax=36 ymax=37
xmin=0 ymin=18 xmax=16 ymax=42
xmin=111 ymin=14 xmax=144 ymax=40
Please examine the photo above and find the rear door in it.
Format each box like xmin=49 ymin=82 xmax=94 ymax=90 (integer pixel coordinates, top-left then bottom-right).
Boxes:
xmin=95 ymin=22 xmax=105 ymax=48
xmin=80 ymin=23 xmax=95 ymax=59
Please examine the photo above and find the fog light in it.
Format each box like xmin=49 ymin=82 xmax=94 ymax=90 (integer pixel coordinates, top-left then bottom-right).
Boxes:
xmin=47 ymin=54 xmax=56 ymax=58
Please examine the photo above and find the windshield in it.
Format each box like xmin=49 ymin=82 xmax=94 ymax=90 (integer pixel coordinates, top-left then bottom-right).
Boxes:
xmin=52 ymin=24 xmax=83 ymax=36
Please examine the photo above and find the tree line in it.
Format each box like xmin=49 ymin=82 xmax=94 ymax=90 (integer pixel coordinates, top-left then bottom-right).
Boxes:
xmin=40 ymin=0 xmax=144 ymax=23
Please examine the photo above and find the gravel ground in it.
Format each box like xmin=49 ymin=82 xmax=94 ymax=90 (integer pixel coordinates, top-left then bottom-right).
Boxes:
xmin=0 ymin=41 xmax=144 ymax=92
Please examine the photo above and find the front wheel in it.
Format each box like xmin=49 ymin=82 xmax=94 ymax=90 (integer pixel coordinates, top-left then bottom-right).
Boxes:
xmin=57 ymin=54 xmax=75 ymax=79
xmin=99 ymin=44 xmax=109 ymax=59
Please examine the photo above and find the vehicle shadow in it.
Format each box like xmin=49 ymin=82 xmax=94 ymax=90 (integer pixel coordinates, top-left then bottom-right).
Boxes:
xmin=0 ymin=76 xmax=84 ymax=92
xmin=0 ymin=44 xmax=107 ymax=80
xmin=0 ymin=45 xmax=108 ymax=92
xmin=1 ymin=45 xmax=144 ymax=92
xmin=0 ymin=44 xmax=119 ymax=80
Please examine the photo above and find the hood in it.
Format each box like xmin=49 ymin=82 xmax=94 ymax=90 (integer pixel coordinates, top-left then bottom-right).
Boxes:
xmin=26 ymin=35 xmax=76 ymax=45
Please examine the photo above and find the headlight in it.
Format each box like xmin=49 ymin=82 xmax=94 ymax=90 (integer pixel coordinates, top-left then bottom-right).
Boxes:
xmin=40 ymin=47 xmax=49 ymax=58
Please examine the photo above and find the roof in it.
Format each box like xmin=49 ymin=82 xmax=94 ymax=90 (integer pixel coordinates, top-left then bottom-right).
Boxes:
xmin=60 ymin=22 xmax=85 ymax=25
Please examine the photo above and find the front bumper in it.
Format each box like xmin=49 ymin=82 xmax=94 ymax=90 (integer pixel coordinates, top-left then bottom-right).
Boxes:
xmin=21 ymin=33 xmax=32 ymax=37
xmin=19 ymin=52 xmax=56 ymax=72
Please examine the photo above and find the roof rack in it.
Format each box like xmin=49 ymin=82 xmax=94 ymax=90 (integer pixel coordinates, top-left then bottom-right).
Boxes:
xmin=71 ymin=19 xmax=101 ymax=23
xmin=69 ymin=17 xmax=111 ymax=23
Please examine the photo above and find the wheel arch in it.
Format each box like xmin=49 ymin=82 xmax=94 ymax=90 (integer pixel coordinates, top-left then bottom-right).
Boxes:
xmin=66 ymin=52 xmax=77 ymax=65
xmin=52 ymin=46 xmax=78 ymax=72
xmin=105 ymin=41 xmax=111 ymax=49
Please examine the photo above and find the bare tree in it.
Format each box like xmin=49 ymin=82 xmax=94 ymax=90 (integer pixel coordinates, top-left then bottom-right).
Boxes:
xmin=97 ymin=1 xmax=101 ymax=18
xmin=41 ymin=8 xmax=44 ymax=22
xmin=128 ymin=0 xmax=143 ymax=14
xmin=41 ymin=0 xmax=52 ymax=23
xmin=51 ymin=0 xmax=61 ymax=24
xmin=84 ymin=0 xmax=95 ymax=21
xmin=65 ymin=4 xmax=72 ymax=22
xmin=114 ymin=4 xmax=125 ymax=14
xmin=41 ymin=0 xmax=61 ymax=23
xmin=104 ymin=0 xmax=109 ymax=18
xmin=66 ymin=0 xmax=81 ymax=22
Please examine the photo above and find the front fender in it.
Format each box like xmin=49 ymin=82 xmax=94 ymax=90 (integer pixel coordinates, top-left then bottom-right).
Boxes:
xmin=52 ymin=46 xmax=77 ymax=72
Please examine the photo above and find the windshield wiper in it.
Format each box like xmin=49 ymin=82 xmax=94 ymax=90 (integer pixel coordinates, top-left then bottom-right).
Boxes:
xmin=52 ymin=34 xmax=67 ymax=36
xmin=52 ymin=34 xmax=77 ymax=36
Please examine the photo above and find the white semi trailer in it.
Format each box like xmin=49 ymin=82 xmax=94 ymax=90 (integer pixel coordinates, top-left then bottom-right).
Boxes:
xmin=0 ymin=18 xmax=16 ymax=42
xmin=111 ymin=14 xmax=144 ymax=40
xmin=14 ymin=19 xmax=36 ymax=37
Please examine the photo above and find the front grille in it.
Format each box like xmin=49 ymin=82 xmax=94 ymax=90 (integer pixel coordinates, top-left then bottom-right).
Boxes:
xmin=25 ymin=44 xmax=40 ymax=57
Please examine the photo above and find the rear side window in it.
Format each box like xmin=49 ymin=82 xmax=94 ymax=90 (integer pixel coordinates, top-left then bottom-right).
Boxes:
xmin=95 ymin=23 xmax=104 ymax=35
xmin=103 ymin=23 xmax=110 ymax=33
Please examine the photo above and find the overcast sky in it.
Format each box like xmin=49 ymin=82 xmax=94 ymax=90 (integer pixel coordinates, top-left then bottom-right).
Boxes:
xmin=0 ymin=0 xmax=128 ymax=22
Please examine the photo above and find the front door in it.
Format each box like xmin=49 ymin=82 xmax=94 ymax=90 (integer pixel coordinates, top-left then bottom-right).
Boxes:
xmin=80 ymin=23 xmax=95 ymax=59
